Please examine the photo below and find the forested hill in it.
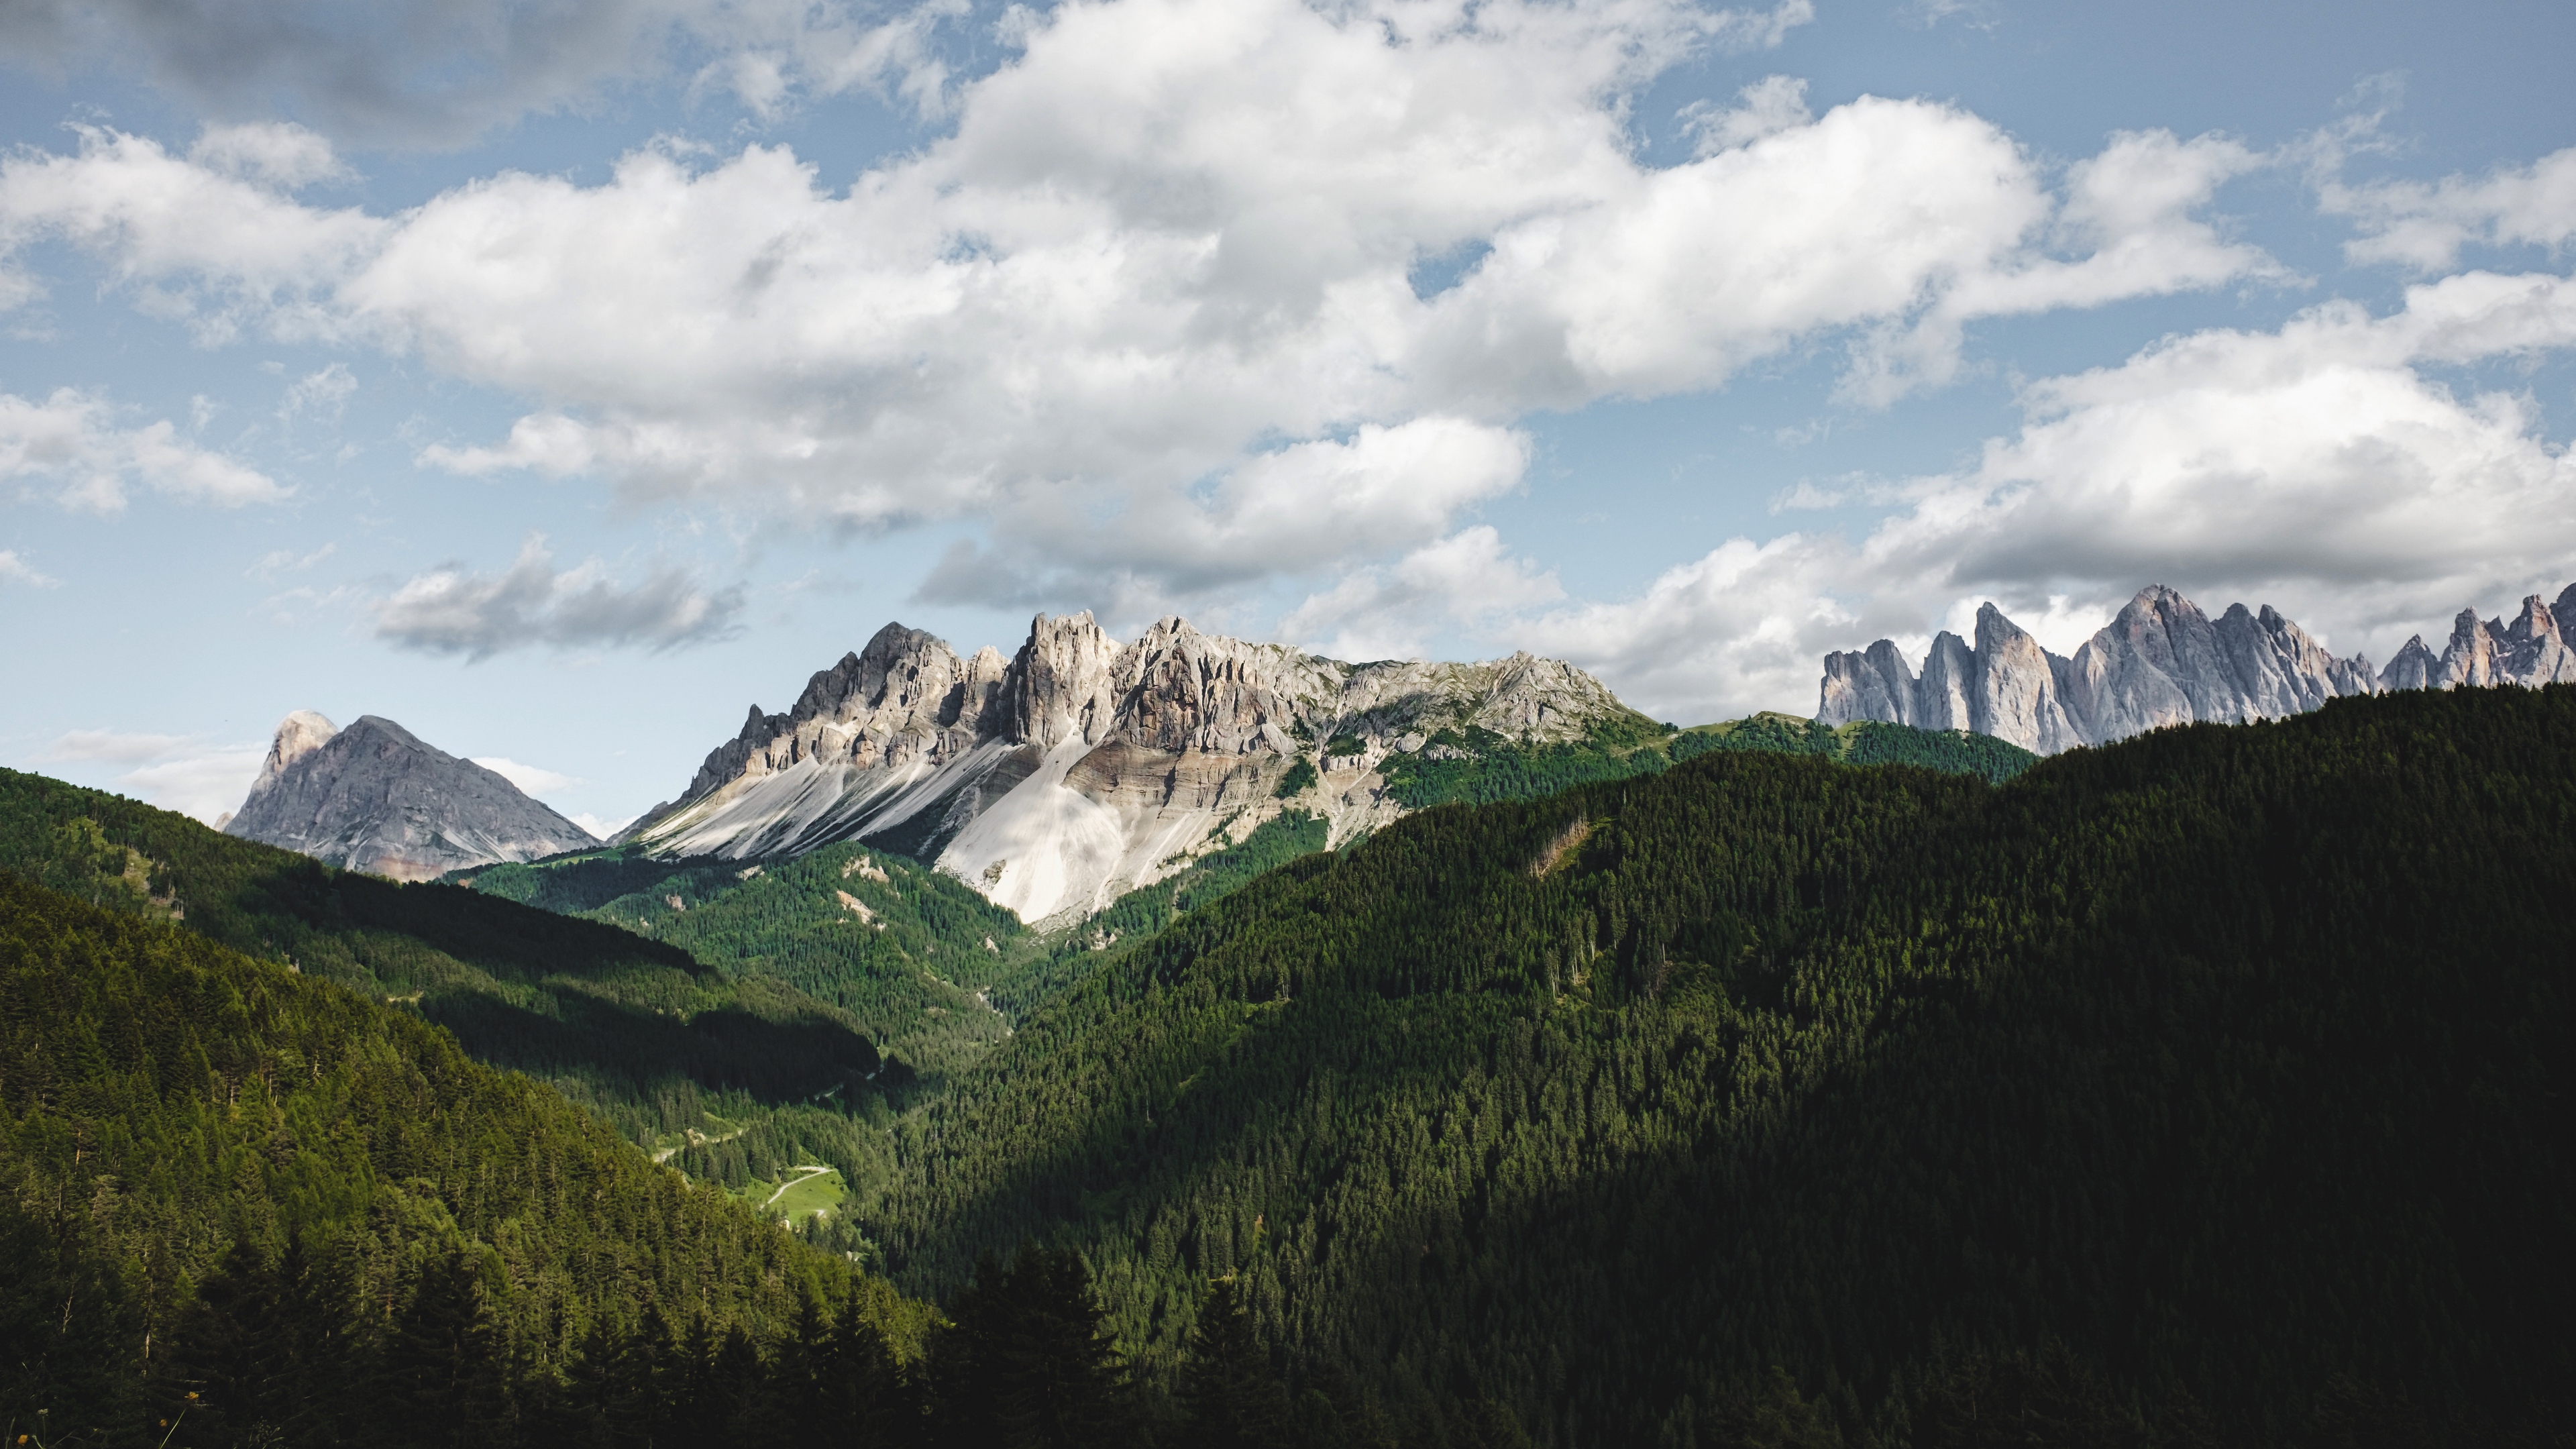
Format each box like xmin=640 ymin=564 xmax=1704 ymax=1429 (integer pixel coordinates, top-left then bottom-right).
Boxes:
xmin=867 ymin=685 xmax=2576 ymax=1445
xmin=462 ymin=841 xmax=1030 ymax=1085
xmin=0 ymin=871 xmax=930 ymax=1442
xmin=1375 ymin=710 xmax=2036 ymax=810
xmin=0 ymin=769 xmax=885 ymax=1177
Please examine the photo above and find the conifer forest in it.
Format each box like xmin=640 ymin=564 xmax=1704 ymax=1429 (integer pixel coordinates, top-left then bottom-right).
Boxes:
xmin=3 ymin=691 xmax=2571 ymax=1446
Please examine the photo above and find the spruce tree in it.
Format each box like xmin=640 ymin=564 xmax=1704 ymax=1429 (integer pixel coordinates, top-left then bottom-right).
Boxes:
xmin=1177 ymin=1277 xmax=1294 ymax=1449
xmin=928 ymin=1246 xmax=1142 ymax=1449
xmin=373 ymin=1251 xmax=508 ymax=1448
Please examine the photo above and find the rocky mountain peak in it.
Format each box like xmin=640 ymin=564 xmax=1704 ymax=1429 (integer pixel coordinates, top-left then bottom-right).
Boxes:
xmin=253 ymin=709 xmax=339 ymax=794
xmin=1822 ymin=578 xmax=2576 ymax=754
xmin=224 ymin=712 xmax=594 ymax=880
xmin=1000 ymin=611 xmax=1124 ymax=753
xmin=630 ymin=612 xmax=1646 ymax=922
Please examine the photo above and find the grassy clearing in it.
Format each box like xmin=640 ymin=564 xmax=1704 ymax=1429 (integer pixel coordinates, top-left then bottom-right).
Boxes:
xmin=737 ymin=1165 xmax=847 ymax=1222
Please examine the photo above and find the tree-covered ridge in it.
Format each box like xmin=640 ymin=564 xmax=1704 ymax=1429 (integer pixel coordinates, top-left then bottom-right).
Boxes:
xmin=1379 ymin=711 xmax=2035 ymax=809
xmin=472 ymin=841 xmax=1031 ymax=1084
xmin=0 ymin=769 xmax=886 ymax=1198
xmin=1668 ymin=710 xmax=2038 ymax=782
xmin=0 ymin=870 xmax=930 ymax=1442
xmin=864 ymin=686 xmax=2576 ymax=1445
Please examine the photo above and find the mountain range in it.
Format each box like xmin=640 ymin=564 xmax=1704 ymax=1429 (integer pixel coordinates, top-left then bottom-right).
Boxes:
xmin=616 ymin=613 xmax=1646 ymax=922
xmin=9 ymin=647 xmax=2571 ymax=1442
xmin=1820 ymin=580 xmax=2576 ymax=753
xmin=221 ymin=711 xmax=597 ymax=879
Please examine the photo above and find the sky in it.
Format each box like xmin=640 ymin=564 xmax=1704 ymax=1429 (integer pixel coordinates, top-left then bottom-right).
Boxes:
xmin=3 ymin=0 xmax=2573 ymax=836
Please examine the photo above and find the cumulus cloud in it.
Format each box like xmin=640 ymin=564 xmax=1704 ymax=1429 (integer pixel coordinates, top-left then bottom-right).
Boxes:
xmin=41 ymin=729 xmax=264 ymax=824
xmin=0 ymin=388 xmax=287 ymax=511
xmin=0 ymin=0 xmax=2273 ymax=620
xmin=373 ymin=533 xmax=744 ymax=659
xmin=1281 ymin=525 xmax=1565 ymax=661
xmin=568 ymin=810 xmax=635 ymax=841
xmin=1680 ymin=74 xmax=1813 ymax=156
xmin=0 ymin=548 xmax=58 ymax=586
xmin=2327 ymin=146 xmax=2576 ymax=272
xmin=0 ymin=124 xmax=384 ymax=343
xmin=1505 ymin=269 xmax=2576 ymax=722
xmin=471 ymin=756 xmax=582 ymax=796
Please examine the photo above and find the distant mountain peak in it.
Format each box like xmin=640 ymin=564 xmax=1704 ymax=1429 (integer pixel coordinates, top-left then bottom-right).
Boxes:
xmin=1819 ymin=580 xmax=2576 ymax=753
xmin=627 ymin=613 xmax=1646 ymax=922
xmin=224 ymin=711 xmax=596 ymax=880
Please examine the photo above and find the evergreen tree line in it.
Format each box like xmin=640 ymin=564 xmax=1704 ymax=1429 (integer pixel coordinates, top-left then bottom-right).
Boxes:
xmin=104 ymin=1232 xmax=1546 ymax=1449
xmin=0 ymin=771 xmax=898 ymax=1200
xmin=861 ymin=686 xmax=2576 ymax=1446
xmin=1379 ymin=714 xmax=2035 ymax=812
xmin=0 ymin=871 xmax=927 ymax=1442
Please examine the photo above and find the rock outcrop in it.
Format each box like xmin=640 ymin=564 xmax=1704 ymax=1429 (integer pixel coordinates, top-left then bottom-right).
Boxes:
xmin=627 ymin=614 xmax=1644 ymax=923
xmin=1819 ymin=580 xmax=2576 ymax=754
xmin=224 ymin=713 xmax=597 ymax=880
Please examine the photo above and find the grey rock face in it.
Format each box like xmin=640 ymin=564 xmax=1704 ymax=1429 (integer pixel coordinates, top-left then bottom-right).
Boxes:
xmin=630 ymin=612 xmax=1644 ymax=920
xmin=1822 ymin=578 xmax=2576 ymax=754
xmin=223 ymin=714 xmax=597 ymax=881
xmin=2412 ymin=595 xmax=2576 ymax=691
xmin=1821 ymin=584 xmax=2383 ymax=754
xmin=2379 ymin=635 xmax=2440 ymax=691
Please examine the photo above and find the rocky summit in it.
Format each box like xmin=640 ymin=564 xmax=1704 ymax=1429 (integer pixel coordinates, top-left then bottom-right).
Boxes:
xmin=1819 ymin=581 xmax=2576 ymax=753
xmin=223 ymin=712 xmax=598 ymax=880
xmin=622 ymin=614 xmax=1640 ymax=922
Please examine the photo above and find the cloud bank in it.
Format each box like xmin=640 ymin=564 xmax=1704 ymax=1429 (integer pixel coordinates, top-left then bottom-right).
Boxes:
xmin=1 ymin=0 xmax=2271 ymax=624
xmin=1503 ymin=269 xmax=2576 ymax=721
xmin=0 ymin=388 xmax=286 ymax=512
xmin=42 ymin=729 xmax=264 ymax=824
xmin=5 ymin=0 xmax=2572 ymax=721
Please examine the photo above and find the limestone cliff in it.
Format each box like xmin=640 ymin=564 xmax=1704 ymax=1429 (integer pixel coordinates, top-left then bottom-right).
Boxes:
xmin=1819 ymin=580 xmax=2576 ymax=754
xmin=627 ymin=614 xmax=1646 ymax=922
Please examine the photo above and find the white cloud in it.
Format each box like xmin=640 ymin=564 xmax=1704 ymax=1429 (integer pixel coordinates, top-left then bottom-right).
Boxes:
xmin=46 ymin=728 xmax=197 ymax=765
xmin=0 ymin=124 xmax=383 ymax=343
xmin=569 ymin=810 xmax=633 ymax=841
xmin=248 ymin=542 xmax=337 ymax=580
xmin=471 ymin=756 xmax=582 ymax=797
xmin=374 ymin=533 xmax=745 ymax=659
xmin=280 ymin=362 xmax=356 ymax=421
xmin=1680 ymin=74 xmax=1812 ymax=156
xmin=1281 ymin=525 xmax=1565 ymax=661
xmin=1505 ymin=269 xmax=2576 ymax=722
xmin=0 ymin=548 xmax=58 ymax=586
xmin=40 ymin=729 xmax=263 ymax=824
xmin=2327 ymin=146 xmax=2576 ymax=272
xmin=0 ymin=388 xmax=288 ymax=512
xmin=189 ymin=121 xmax=352 ymax=189
xmin=1 ymin=0 xmax=2273 ymax=620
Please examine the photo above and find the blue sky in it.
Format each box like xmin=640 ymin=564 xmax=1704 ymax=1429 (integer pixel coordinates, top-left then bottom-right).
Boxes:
xmin=3 ymin=0 xmax=2573 ymax=833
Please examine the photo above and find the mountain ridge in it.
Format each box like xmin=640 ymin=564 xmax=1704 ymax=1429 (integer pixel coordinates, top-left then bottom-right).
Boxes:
xmin=625 ymin=613 xmax=1650 ymax=922
xmin=1821 ymin=580 xmax=2576 ymax=753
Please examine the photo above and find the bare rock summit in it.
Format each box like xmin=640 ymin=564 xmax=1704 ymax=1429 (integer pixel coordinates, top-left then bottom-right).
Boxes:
xmin=223 ymin=712 xmax=597 ymax=880
xmin=625 ymin=614 xmax=1645 ymax=923
xmin=1820 ymin=580 xmax=2576 ymax=754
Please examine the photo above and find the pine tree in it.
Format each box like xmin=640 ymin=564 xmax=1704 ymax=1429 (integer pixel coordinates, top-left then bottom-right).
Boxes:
xmin=146 ymin=1236 xmax=301 ymax=1446
xmin=374 ymin=1252 xmax=508 ymax=1448
xmin=814 ymin=1283 xmax=921 ymax=1446
xmin=1176 ymin=1277 xmax=1294 ymax=1449
xmin=928 ymin=1246 xmax=1142 ymax=1449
